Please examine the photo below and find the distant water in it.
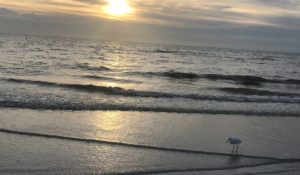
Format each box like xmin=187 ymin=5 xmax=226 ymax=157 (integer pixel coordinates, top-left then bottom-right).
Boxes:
xmin=1 ymin=34 xmax=300 ymax=114
xmin=0 ymin=34 xmax=300 ymax=174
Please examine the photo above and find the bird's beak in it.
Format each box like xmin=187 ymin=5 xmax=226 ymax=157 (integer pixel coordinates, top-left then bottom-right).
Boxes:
xmin=225 ymin=139 xmax=229 ymax=143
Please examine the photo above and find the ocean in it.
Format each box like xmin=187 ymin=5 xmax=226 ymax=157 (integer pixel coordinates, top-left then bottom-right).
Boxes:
xmin=0 ymin=33 xmax=300 ymax=174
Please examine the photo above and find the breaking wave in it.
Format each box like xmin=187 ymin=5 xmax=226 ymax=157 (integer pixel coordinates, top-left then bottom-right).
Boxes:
xmin=2 ymin=78 xmax=300 ymax=104
xmin=203 ymin=74 xmax=300 ymax=86
xmin=1 ymin=100 xmax=299 ymax=117
xmin=219 ymin=87 xmax=300 ymax=97
xmin=133 ymin=71 xmax=300 ymax=85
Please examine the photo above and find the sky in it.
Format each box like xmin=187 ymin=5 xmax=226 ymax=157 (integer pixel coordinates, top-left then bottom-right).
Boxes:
xmin=0 ymin=0 xmax=300 ymax=52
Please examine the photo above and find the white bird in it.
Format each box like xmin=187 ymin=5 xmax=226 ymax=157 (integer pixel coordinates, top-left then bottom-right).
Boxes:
xmin=226 ymin=137 xmax=242 ymax=152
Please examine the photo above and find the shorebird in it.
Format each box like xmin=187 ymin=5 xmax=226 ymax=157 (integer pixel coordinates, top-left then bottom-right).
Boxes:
xmin=226 ymin=137 xmax=242 ymax=152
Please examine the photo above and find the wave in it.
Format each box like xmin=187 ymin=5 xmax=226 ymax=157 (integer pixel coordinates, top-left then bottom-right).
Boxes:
xmin=155 ymin=49 xmax=179 ymax=54
xmin=160 ymin=70 xmax=199 ymax=79
xmin=203 ymin=74 xmax=300 ymax=86
xmin=260 ymin=56 xmax=276 ymax=61
xmin=219 ymin=88 xmax=300 ymax=97
xmin=49 ymin=48 xmax=68 ymax=52
xmin=3 ymin=78 xmax=127 ymax=93
xmin=248 ymin=56 xmax=276 ymax=61
xmin=75 ymin=63 xmax=111 ymax=71
xmin=203 ymin=74 xmax=265 ymax=86
xmin=1 ymin=100 xmax=300 ymax=117
xmin=140 ymin=48 xmax=206 ymax=56
xmin=82 ymin=75 xmax=140 ymax=83
xmin=132 ymin=71 xmax=300 ymax=85
xmin=2 ymin=78 xmax=300 ymax=104
xmin=145 ymin=70 xmax=200 ymax=79
xmin=83 ymin=75 xmax=113 ymax=80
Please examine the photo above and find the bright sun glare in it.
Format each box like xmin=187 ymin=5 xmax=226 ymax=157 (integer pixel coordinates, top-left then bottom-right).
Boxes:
xmin=106 ymin=0 xmax=133 ymax=16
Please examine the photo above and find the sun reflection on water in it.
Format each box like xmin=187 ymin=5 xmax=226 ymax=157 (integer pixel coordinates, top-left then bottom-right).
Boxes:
xmin=91 ymin=111 xmax=125 ymax=132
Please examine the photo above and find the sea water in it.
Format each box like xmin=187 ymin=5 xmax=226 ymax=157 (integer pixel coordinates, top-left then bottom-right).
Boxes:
xmin=0 ymin=34 xmax=300 ymax=174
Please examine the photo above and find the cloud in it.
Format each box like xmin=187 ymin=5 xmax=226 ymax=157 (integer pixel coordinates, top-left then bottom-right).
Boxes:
xmin=132 ymin=0 xmax=300 ymax=28
xmin=0 ymin=1 xmax=300 ymax=52
xmin=255 ymin=0 xmax=300 ymax=8
xmin=0 ymin=7 xmax=13 ymax=13
xmin=72 ymin=0 xmax=104 ymax=5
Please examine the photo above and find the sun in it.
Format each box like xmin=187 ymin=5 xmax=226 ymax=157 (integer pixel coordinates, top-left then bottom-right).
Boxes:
xmin=105 ymin=0 xmax=133 ymax=16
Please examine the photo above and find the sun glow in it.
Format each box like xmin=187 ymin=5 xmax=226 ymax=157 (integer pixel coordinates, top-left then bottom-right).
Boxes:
xmin=105 ymin=0 xmax=133 ymax=16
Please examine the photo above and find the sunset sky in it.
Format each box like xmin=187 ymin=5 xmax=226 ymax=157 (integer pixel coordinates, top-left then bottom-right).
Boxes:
xmin=0 ymin=0 xmax=300 ymax=51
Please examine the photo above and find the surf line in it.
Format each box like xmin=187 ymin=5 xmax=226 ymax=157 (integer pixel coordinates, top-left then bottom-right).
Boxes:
xmin=2 ymin=77 xmax=300 ymax=105
xmin=102 ymin=163 xmax=300 ymax=175
xmin=1 ymin=128 xmax=300 ymax=163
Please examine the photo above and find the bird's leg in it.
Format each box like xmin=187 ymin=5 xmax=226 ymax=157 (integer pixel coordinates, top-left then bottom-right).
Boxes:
xmin=236 ymin=144 xmax=239 ymax=152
